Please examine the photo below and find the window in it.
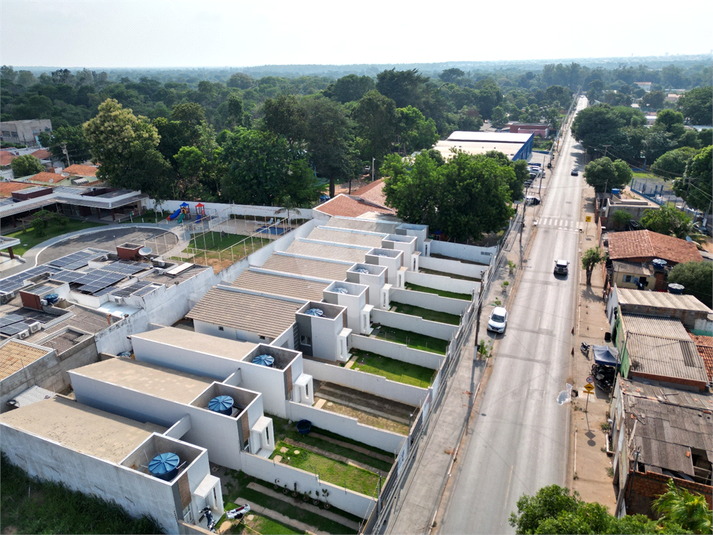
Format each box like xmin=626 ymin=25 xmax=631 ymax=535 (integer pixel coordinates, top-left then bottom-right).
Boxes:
xmin=218 ymin=326 xmax=224 ymax=331
xmin=623 ymin=275 xmax=632 ymax=283
xmin=305 ymin=382 xmax=309 ymax=398
xmin=265 ymin=426 xmax=270 ymax=446
xmin=300 ymin=335 xmax=311 ymax=346
xmin=182 ymin=504 xmax=193 ymax=523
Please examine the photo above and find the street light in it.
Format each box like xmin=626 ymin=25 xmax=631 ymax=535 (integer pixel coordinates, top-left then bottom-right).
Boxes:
xmin=371 ymin=157 xmax=375 ymax=182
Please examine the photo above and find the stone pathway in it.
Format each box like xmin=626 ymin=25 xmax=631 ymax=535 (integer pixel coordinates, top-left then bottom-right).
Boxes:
xmin=282 ymin=438 xmax=388 ymax=477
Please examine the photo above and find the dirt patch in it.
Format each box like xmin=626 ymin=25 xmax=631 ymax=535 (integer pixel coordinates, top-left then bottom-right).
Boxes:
xmin=334 ymin=176 xmax=371 ymax=195
xmin=319 ymin=400 xmax=409 ymax=435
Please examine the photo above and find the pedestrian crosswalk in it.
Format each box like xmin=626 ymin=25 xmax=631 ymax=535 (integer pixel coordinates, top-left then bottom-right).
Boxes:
xmin=533 ymin=217 xmax=583 ymax=232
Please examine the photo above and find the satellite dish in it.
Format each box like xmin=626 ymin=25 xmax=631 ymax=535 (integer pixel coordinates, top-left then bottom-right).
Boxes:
xmin=138 ymin=247 xmax=152 ymax=257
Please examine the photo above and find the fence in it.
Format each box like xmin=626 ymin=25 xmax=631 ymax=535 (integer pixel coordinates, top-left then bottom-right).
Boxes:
xmin=630 ymin=179 xmax=683 ymax=207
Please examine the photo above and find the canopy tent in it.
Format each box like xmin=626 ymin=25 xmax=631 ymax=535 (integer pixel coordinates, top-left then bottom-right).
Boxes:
xmin=593 ymin=345 xmax=620 ymax=368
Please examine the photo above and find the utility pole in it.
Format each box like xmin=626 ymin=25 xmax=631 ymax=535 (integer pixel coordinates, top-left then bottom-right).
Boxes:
xmin=602 ymin=144 xmax=611 ymax=158
xmin=61 ymin=143 xmax=70 ymax=167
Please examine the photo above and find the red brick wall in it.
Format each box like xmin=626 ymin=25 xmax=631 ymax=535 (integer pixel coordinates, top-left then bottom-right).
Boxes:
xmin=625 ymin=471 xmax=712 ymax=517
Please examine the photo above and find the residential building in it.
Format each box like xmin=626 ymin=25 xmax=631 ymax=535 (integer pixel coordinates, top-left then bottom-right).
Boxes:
xmin=508 ymin=122 xmax=549 ymax=138
xmin=0 ymin=119 xmax=52 ymax=147
xmin=597 ymin=192 xmax=658 ymax=230
xmin=607 ymin=230 xmax=702 ymax=267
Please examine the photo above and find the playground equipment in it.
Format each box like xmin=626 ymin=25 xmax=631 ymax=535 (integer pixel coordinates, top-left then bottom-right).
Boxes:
xmin=195 ymin=203 xmax=207 ymax=223
xmin=167 ymin=202 xmax=191 ymax=222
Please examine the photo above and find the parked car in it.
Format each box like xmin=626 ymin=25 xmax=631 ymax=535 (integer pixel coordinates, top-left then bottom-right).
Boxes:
xmin=524 ymin=196 xmax=541 ymax=206
xmin=554 ymin=259 xmax=569 ymax=275
xmin=487 ymin=307 xmax=508 ymax=334
xmin=571 ymin=168 xmax=579 ymax=176
xmin=524 ymin=180 xmax=533 ymax=188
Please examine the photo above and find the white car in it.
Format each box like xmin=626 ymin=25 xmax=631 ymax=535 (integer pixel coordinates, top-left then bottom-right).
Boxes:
xmin=487 ymin=307 xmax=508 ymax=334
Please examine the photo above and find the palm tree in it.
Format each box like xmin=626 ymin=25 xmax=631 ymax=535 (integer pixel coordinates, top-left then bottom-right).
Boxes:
xmin=652 ymin=478 xmax=712 ymax=534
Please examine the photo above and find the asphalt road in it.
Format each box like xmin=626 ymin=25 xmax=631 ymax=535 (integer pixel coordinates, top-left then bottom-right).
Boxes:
xmin=438 ymin=96 xmax=589 ymax=534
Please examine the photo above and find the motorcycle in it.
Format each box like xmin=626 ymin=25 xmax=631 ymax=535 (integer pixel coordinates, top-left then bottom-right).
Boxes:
xmin=580 ymin=342 xmax=591 ymax=356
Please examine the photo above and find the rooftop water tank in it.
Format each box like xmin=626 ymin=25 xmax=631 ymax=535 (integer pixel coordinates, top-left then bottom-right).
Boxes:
xmin=668 ymin=283 xmax=684 ymax=294
xmin=208 ymin=395 xmax=234 ymax=416
xmin=354 ymin=268 xmax=370 ymax=274
xmin=148 ymin=452 xmax=180 ymax=481
xmin=332 ymin=287 xmax=349 ymax=294
xmin=305 ymin=308 xmax=324 ymax=317
xmin=652 ymin=259 xmax=667 ymax=271
xmin=611 ymin=188 xmax=620 ymax=196
xmin=253 ymin=354 xmax=275 ymax=367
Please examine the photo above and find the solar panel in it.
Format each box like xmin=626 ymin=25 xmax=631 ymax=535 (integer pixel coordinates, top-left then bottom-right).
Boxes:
xmin=0 ymin=324 xmax=26 ymax=336
xmin=48 ymin=249 xmax=108 ymax=270
xmin=0 ymin=314 xmax=25 ymax=328
xmin=0 ymin=266 xmax=60 ymax=294
xmin=102 ymin=261 xmax=147 ymax=275
xmin=134 ymin=285 xmax=159 ymax=297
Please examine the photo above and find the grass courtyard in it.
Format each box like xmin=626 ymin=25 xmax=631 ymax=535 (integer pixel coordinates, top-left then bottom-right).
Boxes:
xmin=349 ymin=349 xmax=436 ymax=388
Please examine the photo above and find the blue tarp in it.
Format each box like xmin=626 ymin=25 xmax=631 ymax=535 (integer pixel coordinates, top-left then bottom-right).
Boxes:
xmin=593 ymin=345 xmax=619 ymax=367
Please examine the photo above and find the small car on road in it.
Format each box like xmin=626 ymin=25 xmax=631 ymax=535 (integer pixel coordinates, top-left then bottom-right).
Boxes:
xmin=571 ymin=168 xmax=579 ymax=176
xmin=487 ymin=307 xmax=508 ymax=334
xmin=554 ymin=259 xmax=569 ymax=275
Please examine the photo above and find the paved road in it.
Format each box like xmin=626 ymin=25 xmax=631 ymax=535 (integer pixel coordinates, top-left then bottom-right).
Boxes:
xmin=439 ymin=96 xmax=589 ymax=534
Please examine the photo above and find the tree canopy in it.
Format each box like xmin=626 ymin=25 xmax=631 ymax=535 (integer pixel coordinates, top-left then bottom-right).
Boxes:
xmin=639 ymin=206 xmax=694 ymax=239
xmin=10 ymin=154 xmax=44 ymax=177
xmin=667 ymin=261 xmax=713 ymax=308
xmin=583 ymin=157 xmax=633 ymax=193
xmin=673 ymin=145 xmax=712 ymax=212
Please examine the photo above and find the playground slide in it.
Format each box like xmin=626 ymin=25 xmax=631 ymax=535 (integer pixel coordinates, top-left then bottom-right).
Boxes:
xmin=177 ymin=213 xmax=185 ymax=223
xmin=168 ymin=208 xmax=182 ymax=220
xmin=195 ymin=213 xmax=202 ymax=223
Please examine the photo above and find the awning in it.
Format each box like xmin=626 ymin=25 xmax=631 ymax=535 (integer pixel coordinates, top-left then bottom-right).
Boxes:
xmin=593 ymin=345 xmax=620 ymax=367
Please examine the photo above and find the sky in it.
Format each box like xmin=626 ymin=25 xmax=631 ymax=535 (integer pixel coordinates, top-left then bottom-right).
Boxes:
xmin=2 ymin=0 xmax=712 ymax=69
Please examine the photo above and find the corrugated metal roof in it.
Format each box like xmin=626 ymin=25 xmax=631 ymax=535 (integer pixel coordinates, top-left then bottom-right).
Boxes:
xmin=618 ymin=288 xmax=712 ymax=313
xmin=612 ymin=261 xmax=653 ymax=276
xmin=286 ymin=239 xmax=368 ymax=263
xmin=307 ymin=227 xmax=385 ymax=248
xmin=623 ymin=314 xmax=692 ymax=339
xmin=232 ymin=270 xmax=328 ymax=301
xmin=186 ymin=287 xmax=301 ymax=339
xmin=260 ymin=254 xmax=350 ymax=281
xmin=626 ymin=333 xmax=708 ymax=384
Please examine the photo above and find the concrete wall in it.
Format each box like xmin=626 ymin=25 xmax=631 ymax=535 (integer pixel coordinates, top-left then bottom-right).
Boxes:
xmin=429 ymin=240 xmax=497 ymax=265
xmin=371 ymin=309 xmax=457 ymax=342
xmin=240 ymin=452 xmax=377 ymax=518
xmin=232 ymin=362 xmax=288 ymax=418
xmin=147 ymin=200 xmax=315 ymax=222
xmin=390 ymin=289 xmax=469 ymax=316
xmin=302 ymin=358 xmax=427 ymax=407
xmin=287 ymin=401 xmax=404 ymax=453
xmin=404 ymin=270 xmax=479 ymax=296
xmin=419 ymin=256 xmax=487 ymax=279
xmin=0 ymin=426 xmax=181 ymax=533
xmin=350 ymin=335 xmax=444 ymax=370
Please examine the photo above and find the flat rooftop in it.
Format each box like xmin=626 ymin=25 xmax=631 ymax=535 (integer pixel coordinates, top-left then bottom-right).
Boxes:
xmin=326 ymin=217 xmax=400 ymax=234
xmin=132 ymin=326 xmax=256 ymax=362
xmin=187 ymin=287 xmax=303 ymax=340
xmin=287 ymin=239 xmax=368 ymax=263
xmin=232 ymin=270 xmax=328 ymax=302
xmin=433 ymin=139 xmax=523 ymax=160
xmin=0 ymin=396 xmax=165 ymax=463
xmin=307 ymin=227 xmax=386 ymax=248
xmin=260 ymin=254 xmax=350 ymax=281
xmin=71 ymin=358 xmax=213 ymax=404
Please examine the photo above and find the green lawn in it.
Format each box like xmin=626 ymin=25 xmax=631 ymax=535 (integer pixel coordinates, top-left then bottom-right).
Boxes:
xmin=223 ymin=471 xmax=359 ymax=534
xmin=391 ymin=302 xmax=461 ymax=325
xmin=183 ymin=232 xmax=270 ymax=263
xmin=0 ymin=455 xmax=162 ymax=534
xmin=271 ymin=416 xmax=393 ymax=473
xmin=270 ymin=442 xmax=380 ymax=497
xmin=374 ymin=325 xmax=448 ymax=354
xmin=405 ymin=282 xmax=472 ymax=301
xmin=350 ymin=349 xmax=435 ymax=388
xmin=218 ymin=505 xmax=304 ymax=535
xmin=5 ymin=220 xmax=105 ymax=256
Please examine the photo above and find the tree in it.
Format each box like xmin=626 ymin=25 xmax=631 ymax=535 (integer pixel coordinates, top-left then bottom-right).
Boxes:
xmin=323 ymin=74 xmax=375 ymax=104
xmin=226 ymin=72 xmax=253 ymax=89
xmin=84 ymin=98 xmax=173 ymax=199
xmin=509 ymin=484 xmax=689 ymax=535
xmin=10 ymin=154 xmax=44 ymax=177
xmin=641 ymin=90 xmax=665 ymax=111
xmin=673 ymin=145 xmax=712 ymax=212
xmin=439 ymin=68 xmax=465 ymax=84
xmin=352 ymin=90 xmax=398 ymax=168
xmin=677 ymin=86 xmax=712 ymax=125
xmin=490 ymin=106 xmax=509 ymax=129
xmin=651 ymin=147 xmax=699 ymax=180
xmin=39 ymin=125 xmax=92 ymax=165
xmin=653 ymin=109 xmax=685 ymax=137
xmin=583 ymin=157 xmax=633 ymax=193
xmin=611 ymin=210 xmax=632 ymax=230
xmin=667 ymin=261 xmax=713 ymax=308
xmin=261 ymin=94 xmax=306 ymax=148
xmin=376 ymin=69 xmax=430 ymax=109
xmin=639 ymin=206 xmax=694 ymax=239
xmin=396 ymin=106 xmax=438 ymax=154
xmin=653 ymin=478 xmax=713 ymax=534
xmin=581 ymin=247 xmax=604 ymax=285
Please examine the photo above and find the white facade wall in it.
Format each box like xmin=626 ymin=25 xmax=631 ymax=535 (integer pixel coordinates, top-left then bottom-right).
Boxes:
xmin=193 ymin=319 xmax=275 ymax=346
xmin=240 ymin=453 xmax=376 ymax=518
xmin=287 ymin=401 xmax=404 ymax=453
xmin=396 ymin=224 xmax=428 ymax=254
xmin=371 ymin=309 xmax=457 ymax=342
xmin=390 ymin=289 xmax=469 ymax=316
xmin=350 ymin=335 xmax=444 ymax=370
xmin=232 ymin=362 xmax=288 ymax=419
xmin=429 ymin=240 xmax=497 ymax=265
xmin=418 ymin=256 xmax=488 ymax=279
xmin=147 ymin=200 xmax=315 ymax=221
xmin=323 ymin=282 xmax=368 ymax=334
xmin=346 ymin=265 xmax=387 ymax=309
xmin=309 ymin=314 xmax=344 ymax=362
xmin=1 ymin=426 xmax=182 ymax=534
xmin=302 ymin=358 xmax=427 ymax=407
xmin=404 ymin=270 xmax=479 ymax=296
xmin=365 ymin=250 xmax=403 ymax=286
xmin=69 ymin=373 xmax=245 ymax=470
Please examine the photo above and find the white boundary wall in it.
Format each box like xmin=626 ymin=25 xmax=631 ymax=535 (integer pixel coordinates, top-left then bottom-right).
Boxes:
xmin=371 ymin=309 xmax=457 ymax=341
xmin=350 ymin=335 xmax=444 ymax=370
xmin=419 ymin=256 xmax=488 ymax=279
xmin=241 ymin=452 xmax=376 ymax=518
xmin=147 ymin=200 xmax=315 ymax=221
xmin=302 ymin=359 xmax=427 ymax=407
xmin=390 ymin=289 xmax=469 ymax=316
xmin=404 ymin=270 xmax=479 ymax=296
xmin=429 ymin=240 xmax=497 ymax=265
xmin=287 ymin=401 xmax=404 ymax=453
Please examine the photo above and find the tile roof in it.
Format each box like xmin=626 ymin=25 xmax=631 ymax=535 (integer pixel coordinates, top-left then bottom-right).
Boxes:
xmin=315 ymin=194 xmax=396 ymax=218
xmin=31 ymin=149 xmax=52 ymax=160
xmin=260 ymin=254 xmax=350 ymax=281
xmin=0 ymin=181 xmax=34 ymax=197
xmin=232 ymin=270 xmax=328 ymax=301
xmin=352 ymin=178 xmax=390 ymax=208
xmin=0 ymin=151 xmax=16 ymax=166
xmin=307 ymin=227 xmax=386 ymax=248
xmin=326 ymin=217 xmax=400 ymax=234
xmin=29 ymin=171 xmax=65 ymax=184
xmin=0 ymin=340 xmax=53 ymax=380
xmin=63 ymin=164 xmax=97 ymax=177
xmin=186 ymin=287 xmax=302 ymax=339
xmin=608 ymin=230 xmax=702 ymax=265
xmin=287 ymin=239 xmax=369 ymax=263
xmin=689 ymin=333 xmax=713 ymax=383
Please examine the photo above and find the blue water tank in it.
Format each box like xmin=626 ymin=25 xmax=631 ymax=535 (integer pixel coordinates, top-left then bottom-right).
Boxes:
xmin=208 ymin=395 xmax=234 ymax=416
xmin=611 ymin=188 xmax=620 ymax=196
xmin=148 ymin=452 xmax=180 ymax=481
xmin=253 ymin=354 xmax=275 ymax=367
xmin=45 ymin=293 xmax=59 ymax=305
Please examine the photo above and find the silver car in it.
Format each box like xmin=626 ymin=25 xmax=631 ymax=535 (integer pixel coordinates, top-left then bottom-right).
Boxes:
xmin=487 ymin=307 xmax=508 ymax=334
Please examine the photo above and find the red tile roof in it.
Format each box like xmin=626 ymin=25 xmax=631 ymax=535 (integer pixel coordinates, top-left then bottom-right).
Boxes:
xmin=63 ymin=164 xmax=97 ymax=177
xmin=315 ymin=194 xmax=396 ymax=218
xmin=608 ymin=230 xmax=702 ymax=265
xmin=29 ymin=172 xmax=65 ymax=184
xmin=0 ymin=151 xmax=16 ymax=166
xmin=352 ymin=178 xmax=390 ymax=209
xmin=689 ymin=333 xmax=713 ymax=383
xmin=0 ymin=182 xmax=34 ymax=197
xmin=31 ymin=149 xmax=52 ymax=160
